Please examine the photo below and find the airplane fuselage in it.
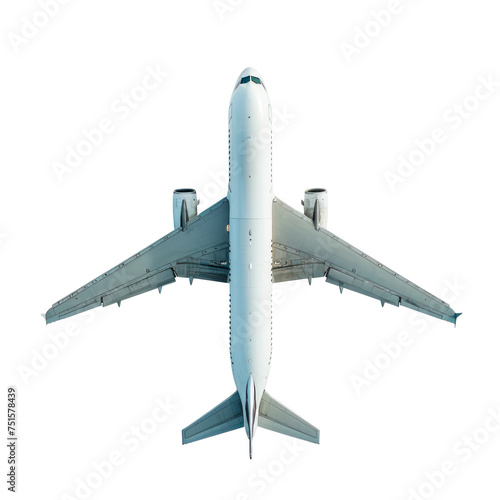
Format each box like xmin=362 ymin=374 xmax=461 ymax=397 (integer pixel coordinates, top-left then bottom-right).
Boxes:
xmin=227 ymin=69 xmax=273 ymax=447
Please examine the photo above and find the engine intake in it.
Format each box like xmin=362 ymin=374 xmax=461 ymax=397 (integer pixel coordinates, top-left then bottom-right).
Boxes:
xmin=302 ymin=188 xmax=328 ymax=230
xmin=173 ymin=189 xmax=199 ymax=230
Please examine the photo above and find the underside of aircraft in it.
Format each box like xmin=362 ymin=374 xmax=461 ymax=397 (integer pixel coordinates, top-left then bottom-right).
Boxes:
xmin=45 ymin=68 xmax=460 ymax=458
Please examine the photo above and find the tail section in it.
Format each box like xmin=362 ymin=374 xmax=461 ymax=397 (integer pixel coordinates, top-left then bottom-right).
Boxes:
xmin=182 ymin=391 xmax=243 ymax=444
xmin=258 ymin=391 xmax=320 ymax=444
xmin=181 ymin=389 xmax=320 ymax=455
xmin=245 ymin=375 xmax=257 ymax=459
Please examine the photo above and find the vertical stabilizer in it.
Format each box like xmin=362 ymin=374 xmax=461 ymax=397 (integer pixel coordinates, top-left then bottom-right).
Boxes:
xmin=245 ymin=375 xmax=257 ymax=459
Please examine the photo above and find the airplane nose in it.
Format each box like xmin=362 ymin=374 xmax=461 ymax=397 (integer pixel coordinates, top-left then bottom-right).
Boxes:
xmin=238 ymin=67 xmax=262 ymax=80
xmin=234 ymin=67 xmax=266 ymax=92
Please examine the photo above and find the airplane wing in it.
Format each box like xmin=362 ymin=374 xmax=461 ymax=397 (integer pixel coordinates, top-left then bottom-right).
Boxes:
xmin=272 ymin=198 xmax=460 ymax=324
xmin=45 ymin=198 xmax=229 ymax=324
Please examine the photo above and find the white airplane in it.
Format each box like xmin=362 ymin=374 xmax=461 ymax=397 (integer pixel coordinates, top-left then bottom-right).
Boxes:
xmin=45 ymin=67 xmax=461 ymax=458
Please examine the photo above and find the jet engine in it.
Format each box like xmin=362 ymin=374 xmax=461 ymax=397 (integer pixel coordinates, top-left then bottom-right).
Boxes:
xmin=302 ymin=188 xmax=328 ymax=230
xmin=173 ymin=189 xmax=199 ymax=231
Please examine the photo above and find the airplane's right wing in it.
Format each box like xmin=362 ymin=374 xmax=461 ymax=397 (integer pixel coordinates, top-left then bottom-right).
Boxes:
xmin=45 ymin=198 xmax=230 ymax=324
xmin=272 ymin=198 xmax=460 ymax=324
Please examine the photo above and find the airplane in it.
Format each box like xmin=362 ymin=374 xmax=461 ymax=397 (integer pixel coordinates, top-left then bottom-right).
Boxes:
xmin=45 ymin=67 xmax=461 ymax=459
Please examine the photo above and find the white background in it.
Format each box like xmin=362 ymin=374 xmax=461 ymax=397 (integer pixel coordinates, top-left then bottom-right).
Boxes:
xmin=1 ymin=1 xmax=500 ymax=499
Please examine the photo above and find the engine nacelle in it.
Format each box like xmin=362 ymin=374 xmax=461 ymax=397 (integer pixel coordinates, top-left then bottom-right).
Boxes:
xmin=302 ymin=188 xmax=328 ymax=230
xmin=173 ymin=189 xmax=199 ymax=230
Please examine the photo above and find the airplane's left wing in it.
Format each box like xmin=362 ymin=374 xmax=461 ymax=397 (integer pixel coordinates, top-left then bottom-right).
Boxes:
xmin=272 ymin=198 xmax=460 ymax=325
xmin=45 ymin=198 xmax=229 ymax=324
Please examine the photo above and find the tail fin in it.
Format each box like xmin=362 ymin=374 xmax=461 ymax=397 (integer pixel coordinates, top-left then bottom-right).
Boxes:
xmin=258 ymin=391 xmax=320 ymax=444
xmin=182 ymin=391 xmax=243 ymax=444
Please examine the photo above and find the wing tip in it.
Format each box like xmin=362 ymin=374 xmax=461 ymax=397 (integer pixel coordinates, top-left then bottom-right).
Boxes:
xmin=44 ymin=307 xmax=57 ymax=325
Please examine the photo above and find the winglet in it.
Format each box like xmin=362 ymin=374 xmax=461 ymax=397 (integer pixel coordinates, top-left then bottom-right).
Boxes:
xmin=453 ymin=312 xmax=462 ymax=327
xmin=45 ymin=307 xmax=56 ymax=325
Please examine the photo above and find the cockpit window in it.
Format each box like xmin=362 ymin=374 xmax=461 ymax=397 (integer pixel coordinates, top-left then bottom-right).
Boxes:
xmin=237 ymin=75 xmax=265 ymax=89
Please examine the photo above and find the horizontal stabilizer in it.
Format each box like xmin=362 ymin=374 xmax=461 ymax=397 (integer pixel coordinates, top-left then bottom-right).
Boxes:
xmin=258 ymin=391 xmax=320 ymax=444
xmin=182 ymin=391 xmax=243 ymax=445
